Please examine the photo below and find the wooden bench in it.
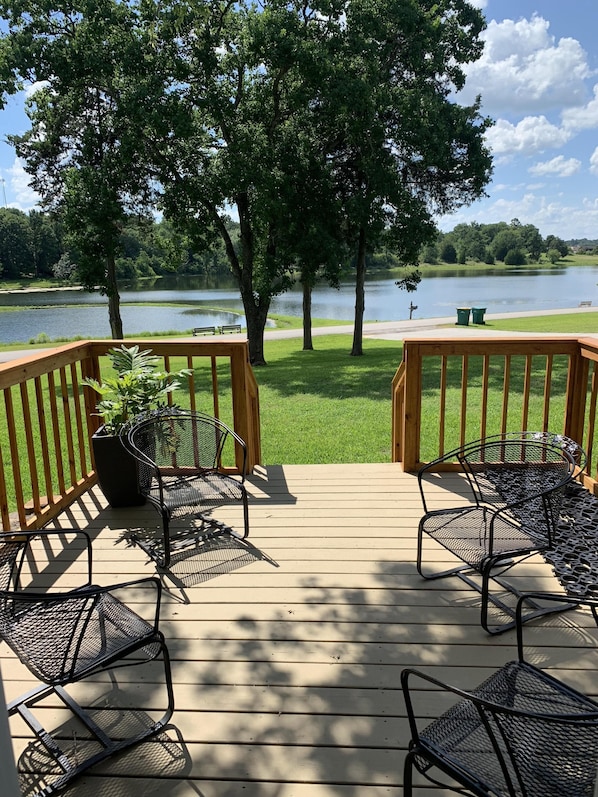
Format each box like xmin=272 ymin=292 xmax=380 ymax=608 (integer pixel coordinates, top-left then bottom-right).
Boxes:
xmin=192 ymin=326 xmax=216 ymax=335
xmin=220 ymin=324 xmax=242 ymax=334
xmin=579 ymin=301 xmax=592 ymax=307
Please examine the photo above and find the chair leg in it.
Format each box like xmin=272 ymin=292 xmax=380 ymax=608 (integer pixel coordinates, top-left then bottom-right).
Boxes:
xmin=8 ymin=640 xmax=175 ymax=797
xmin=241 ymin=487 xmax=250 ymax=539
xmin=403 ymin=749 xmax=415 ymax=797
xmin=161 ymin=509 xmax=171 ymax=568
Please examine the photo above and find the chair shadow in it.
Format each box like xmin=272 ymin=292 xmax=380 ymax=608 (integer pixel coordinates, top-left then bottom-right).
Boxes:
xmin=16 ymin=694 xmax=196 ymax=797
xmin=119 ymin=524 xmax=278 ymax=601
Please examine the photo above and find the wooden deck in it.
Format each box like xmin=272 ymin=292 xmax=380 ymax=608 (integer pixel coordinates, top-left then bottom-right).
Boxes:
xmin=2 ymin=463 xmax=598 ymax=797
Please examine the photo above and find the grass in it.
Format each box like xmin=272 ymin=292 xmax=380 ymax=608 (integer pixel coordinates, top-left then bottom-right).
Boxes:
xmin=482 ymin=312 xmax=598 ymax=334
xmin=254 ymin=334 xmax=403 ymax=464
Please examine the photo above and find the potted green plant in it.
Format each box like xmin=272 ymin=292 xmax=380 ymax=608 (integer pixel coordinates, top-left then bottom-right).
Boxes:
xmin=83 ymin=345 xmax=190 ymax=507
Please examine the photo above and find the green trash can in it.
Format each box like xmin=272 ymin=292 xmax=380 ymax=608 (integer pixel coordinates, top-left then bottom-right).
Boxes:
xmin=472 ymin=307 xmax=486 ymax=324
xmin=456 ymin=307 xmax=471 ymax=326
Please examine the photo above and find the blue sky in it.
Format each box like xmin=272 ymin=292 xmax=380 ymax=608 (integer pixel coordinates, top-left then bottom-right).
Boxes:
xmin=0 ymin=0 xmax=597 ymax=240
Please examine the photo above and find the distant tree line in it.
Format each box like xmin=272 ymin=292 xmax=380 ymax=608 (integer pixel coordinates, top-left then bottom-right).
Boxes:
xmin=0 ymin=207 xmax=238 ymax=283
xmin=420 ymin=219 xmax=571 ymax=267
xmin=0 ymin=208 xmax=581 ymax=290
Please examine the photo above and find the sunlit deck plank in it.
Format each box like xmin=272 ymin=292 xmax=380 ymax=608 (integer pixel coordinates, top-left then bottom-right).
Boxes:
xmin=2 ymin=462 xmax=597 ymax=797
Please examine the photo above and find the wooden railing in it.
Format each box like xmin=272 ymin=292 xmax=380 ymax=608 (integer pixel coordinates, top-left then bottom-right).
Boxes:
xmin=0 ymin=339 xmax=260 ymax=531
xmin=392 ymin=335 xmax=598 ymax=485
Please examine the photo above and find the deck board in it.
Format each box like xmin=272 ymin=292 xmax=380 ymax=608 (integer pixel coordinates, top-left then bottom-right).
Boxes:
xmin=3 ymin=462 xmax=597 ymax=796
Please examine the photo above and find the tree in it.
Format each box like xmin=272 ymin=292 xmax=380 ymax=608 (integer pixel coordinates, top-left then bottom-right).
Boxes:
xmin=0 ymin=0 xmax=166 ymax=338
xmin=492 ymin=229 xmax=523 ymax=262
xmin=440 ymin=241 xmax=458 ymax=264
xmin=0 ymin=208 xmax=33 ymax=278
xmin=317 ymin=0 xmax=493 ymax=355
xmin=545 ymin=235 xmax=569 ymax=258
xmin=148 ymin=0 xmax=349 ymax=365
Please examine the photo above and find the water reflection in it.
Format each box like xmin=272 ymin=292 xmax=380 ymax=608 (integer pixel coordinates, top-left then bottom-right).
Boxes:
xmin=0 ymin=264 xmax=596 ymax=344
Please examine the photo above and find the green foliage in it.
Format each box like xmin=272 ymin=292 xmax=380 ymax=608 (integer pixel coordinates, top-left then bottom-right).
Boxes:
xmin=504 ymin=248 xmax=526 ymax=266
xmin=82 ymin=344 xmax=191 ymax=434
xmin=437 ymin=220 xmax=568 ymax=265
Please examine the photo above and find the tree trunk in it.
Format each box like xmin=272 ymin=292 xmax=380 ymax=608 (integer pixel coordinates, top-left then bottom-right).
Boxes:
xmin=351 ymin=225 xmax=367 ymax=356
xmin=244 ymin=296 xmax=270 ymax=365
xmin=105 ymin=253 xmax=123 ymax=339
xmin=302 ymin=281 xmax=313 ymax=351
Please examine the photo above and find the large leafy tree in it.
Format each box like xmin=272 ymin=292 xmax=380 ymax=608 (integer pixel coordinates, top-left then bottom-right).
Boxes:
xmin=151 ymin=0 xmax=348 ymax=364
xmin=0 ymin=0 xmax=167 ymax=338
xmin=319 ymin=0 xmax=493 ymax=355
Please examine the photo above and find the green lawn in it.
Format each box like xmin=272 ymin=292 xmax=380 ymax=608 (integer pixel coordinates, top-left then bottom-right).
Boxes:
xmin=257 ymin=334 xmax=403 ymax=463
xmin=482 ymin=312 xmax=598 ymax=334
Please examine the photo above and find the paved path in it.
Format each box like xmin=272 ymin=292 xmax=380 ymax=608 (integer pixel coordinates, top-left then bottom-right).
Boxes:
xmin=1 ymin=305 xmax=597 ymax=362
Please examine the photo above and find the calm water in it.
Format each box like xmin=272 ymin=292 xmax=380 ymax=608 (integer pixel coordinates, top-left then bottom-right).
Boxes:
xmin=0 ymin=266 xmax=596 ymax=343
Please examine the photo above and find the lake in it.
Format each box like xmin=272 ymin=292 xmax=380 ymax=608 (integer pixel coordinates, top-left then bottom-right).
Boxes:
xmin=0 ymin=265 xmax=596 ymax=343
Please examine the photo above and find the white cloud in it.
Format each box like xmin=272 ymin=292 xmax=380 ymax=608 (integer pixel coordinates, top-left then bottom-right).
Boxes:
xmin=461 ymin=16 xmax=591 ymax=115
xmin=24 ymin=81 xmax=49 ymax=99
xmin=529 ymin=155 xmax=581 ymax=178
xmin=590 ymin=147 xmax=598 ymax=177
xmin=438 ymin=193 xmax=598 ymax=239
xmin=486 ymin=117 xmax=571 ymax=157
xmin=562 ymin=84 xmax=598 ymax=132
xmin=468 ymin=0 xmax=487 ymax=8
xmin=8 ymin=158 xmax=40 ymax=211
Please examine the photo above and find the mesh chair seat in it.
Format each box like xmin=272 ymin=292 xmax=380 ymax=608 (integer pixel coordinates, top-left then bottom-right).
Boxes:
xmin=418 ymin=662 xmax=598 ymax=797
xmin=153 ymin=470 xmax=247 ymax=518
xmin=420 ymin=506 xmax=546 ymax=570
xmin=402 ymin=595 xmax=598 ymax=797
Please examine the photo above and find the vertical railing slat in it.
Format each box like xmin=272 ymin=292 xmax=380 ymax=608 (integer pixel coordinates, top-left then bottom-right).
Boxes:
xmin=438 ymin=355 xmax=447 ymax=457
xmin=19 ymin=381 xmax=41 ymax=514
xmin=4 ymin=389 xmax=26 ymax=528
xmin=459 ymin=355 xmax=469 ymax=448
xmin=543 ymin=355 xmax=553 ymax=431
xmin=501 ymin=355 xmax=511 ymax=434
xmin=47 ymin=371 xmax=66 ymax=495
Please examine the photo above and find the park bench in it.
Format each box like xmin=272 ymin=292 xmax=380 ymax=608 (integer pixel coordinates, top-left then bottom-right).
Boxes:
xmin=220 ymin=323 xmax=242 ymax=334
xmin=579 ymin=300 xmax=592 ymax=307
xmin=192 ymin=326 xmax=216 ymax=335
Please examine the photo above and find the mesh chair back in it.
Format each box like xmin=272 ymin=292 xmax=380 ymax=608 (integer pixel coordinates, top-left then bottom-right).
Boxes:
xmin=459 ymin=434 xmax=576 ymax=546
xmin=418 ymin=661 xmax=598 ymax=797
xmin=127 ymin=411 xmax=229 ymax=475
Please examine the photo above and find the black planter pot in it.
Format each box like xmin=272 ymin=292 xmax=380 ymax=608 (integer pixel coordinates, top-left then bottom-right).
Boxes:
xmin=91 ymin=426 xmax=146 ymax=507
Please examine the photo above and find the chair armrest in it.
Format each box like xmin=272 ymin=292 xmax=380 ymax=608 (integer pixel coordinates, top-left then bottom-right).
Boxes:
xmin=5 ymin=576 xmax=164 ymax=632
xmin=417 ymin=445 xmax=472 ymax=514
xmin=227 ymin=427 xmax=248 ymax=479
xmin=401 ymin=665 xmax=598 ymax=729
xmin=0 ymin=529 xmax=93 ymax=590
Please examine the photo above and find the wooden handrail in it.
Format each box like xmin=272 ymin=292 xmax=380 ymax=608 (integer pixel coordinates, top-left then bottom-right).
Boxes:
xmin=392 ymin=335 xmax=598 ymax=486
xmin=0 ymin=339 xmax=261 ymax=531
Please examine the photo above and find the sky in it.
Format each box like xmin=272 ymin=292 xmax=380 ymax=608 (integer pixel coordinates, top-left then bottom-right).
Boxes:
xmin=0 ymin=1 xmax=597 ymax=241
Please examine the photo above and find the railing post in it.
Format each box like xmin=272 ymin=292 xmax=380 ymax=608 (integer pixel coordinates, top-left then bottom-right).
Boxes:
xmin=402 ymin=341 xmax=423 ymax=472
xmin=229 ymin=343 xmax=261 ymax=471
xmin=564 ymin=344 xmax=589 ymax=447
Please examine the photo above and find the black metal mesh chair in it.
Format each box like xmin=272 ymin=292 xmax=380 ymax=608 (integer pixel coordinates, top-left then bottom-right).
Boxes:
xmin=401 ymin=593 xmax=598 ymax=797
xmin=0 ymin=529 xmax=174 ymax=797
xmin=123 ymin=408 xmax=250 ymax=567
xmin=417 ymin=432 xmax=581 ymax=633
